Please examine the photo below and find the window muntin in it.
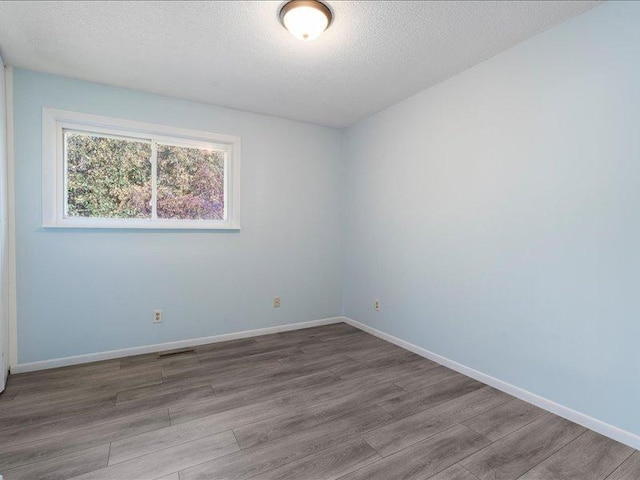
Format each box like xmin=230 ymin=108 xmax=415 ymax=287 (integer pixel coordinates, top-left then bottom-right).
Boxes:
xmin=42 ymin=109 xmax=241 ymax=230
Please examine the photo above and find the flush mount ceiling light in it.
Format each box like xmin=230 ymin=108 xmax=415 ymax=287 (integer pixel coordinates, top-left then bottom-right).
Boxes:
xmin=279 ymin=0 xmax=333 ymax=41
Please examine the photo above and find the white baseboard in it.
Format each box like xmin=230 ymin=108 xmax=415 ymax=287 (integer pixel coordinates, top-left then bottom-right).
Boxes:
xmin=10 ymin=317 xmax=343 ymax=374
xmin=341 ymin=316 xmax=640 ymax=451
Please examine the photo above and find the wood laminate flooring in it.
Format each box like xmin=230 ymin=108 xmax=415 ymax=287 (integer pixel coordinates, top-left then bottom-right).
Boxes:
xmin=0 ymin=322 xmax=636 ymax=480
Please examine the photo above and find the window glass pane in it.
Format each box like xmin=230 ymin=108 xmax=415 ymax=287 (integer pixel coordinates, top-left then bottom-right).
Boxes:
xmin=157 ymin=144 xmax=225 ymax=220
xmin=65 ymin=132 xmax=152 ymax=219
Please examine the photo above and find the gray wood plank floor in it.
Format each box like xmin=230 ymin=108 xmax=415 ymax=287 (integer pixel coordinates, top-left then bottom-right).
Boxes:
xmin=0 ymin=322 xmax=635 ymax=480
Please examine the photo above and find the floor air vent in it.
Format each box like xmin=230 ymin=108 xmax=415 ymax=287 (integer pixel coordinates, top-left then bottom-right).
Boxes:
xmin=157 ymin=348 xmax=195 ymax=359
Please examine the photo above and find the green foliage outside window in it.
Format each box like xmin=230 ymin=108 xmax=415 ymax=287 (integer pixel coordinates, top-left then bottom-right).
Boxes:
xmin=66 ymin=133 xmax=152 ymax=218
xmin=158 ymin=144 xmax=225 ymax=220
xmin=65 ymin=132 xmax=225 ymax=221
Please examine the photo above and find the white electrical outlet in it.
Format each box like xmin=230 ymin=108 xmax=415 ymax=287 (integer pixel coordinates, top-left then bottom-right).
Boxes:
xmin=374 ymin=299 xmax=381 ymax=312
xmin=153 ymin=309 xmax=163 ymax=323
xmin=273 ymin=296 xmax=281 ymax=308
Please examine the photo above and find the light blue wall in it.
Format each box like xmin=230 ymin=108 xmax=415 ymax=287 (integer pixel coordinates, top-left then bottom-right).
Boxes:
xmin=343 ymin=1 xmax=640 ymax=436
xmin=13 ymin=69 xmax=343 ymax=363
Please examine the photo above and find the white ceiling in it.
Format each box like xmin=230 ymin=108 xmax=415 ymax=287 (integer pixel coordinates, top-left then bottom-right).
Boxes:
xmin=0 ymin=1 xmax=600 ymax=127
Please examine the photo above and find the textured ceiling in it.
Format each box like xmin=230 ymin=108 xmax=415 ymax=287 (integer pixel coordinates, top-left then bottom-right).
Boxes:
xmin=0 ymin=1 xmax=600 ymax=127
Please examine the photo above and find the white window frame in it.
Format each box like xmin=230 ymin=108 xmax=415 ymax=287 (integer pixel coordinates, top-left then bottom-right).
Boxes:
xmin=42 ymin=108 xmax=241 ymax=230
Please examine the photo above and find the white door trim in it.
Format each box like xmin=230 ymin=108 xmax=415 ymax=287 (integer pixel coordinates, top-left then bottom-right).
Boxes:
xmin=5 ymin=66 xmax=17 ymax=370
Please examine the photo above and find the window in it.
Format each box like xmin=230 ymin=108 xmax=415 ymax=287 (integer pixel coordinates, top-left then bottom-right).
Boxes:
xmin=42 ymin=109 xmax=241 ymax=229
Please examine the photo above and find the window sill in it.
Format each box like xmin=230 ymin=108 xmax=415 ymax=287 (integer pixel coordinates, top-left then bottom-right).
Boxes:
xmin=42 ymin=219 xmax=241 ymax=230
